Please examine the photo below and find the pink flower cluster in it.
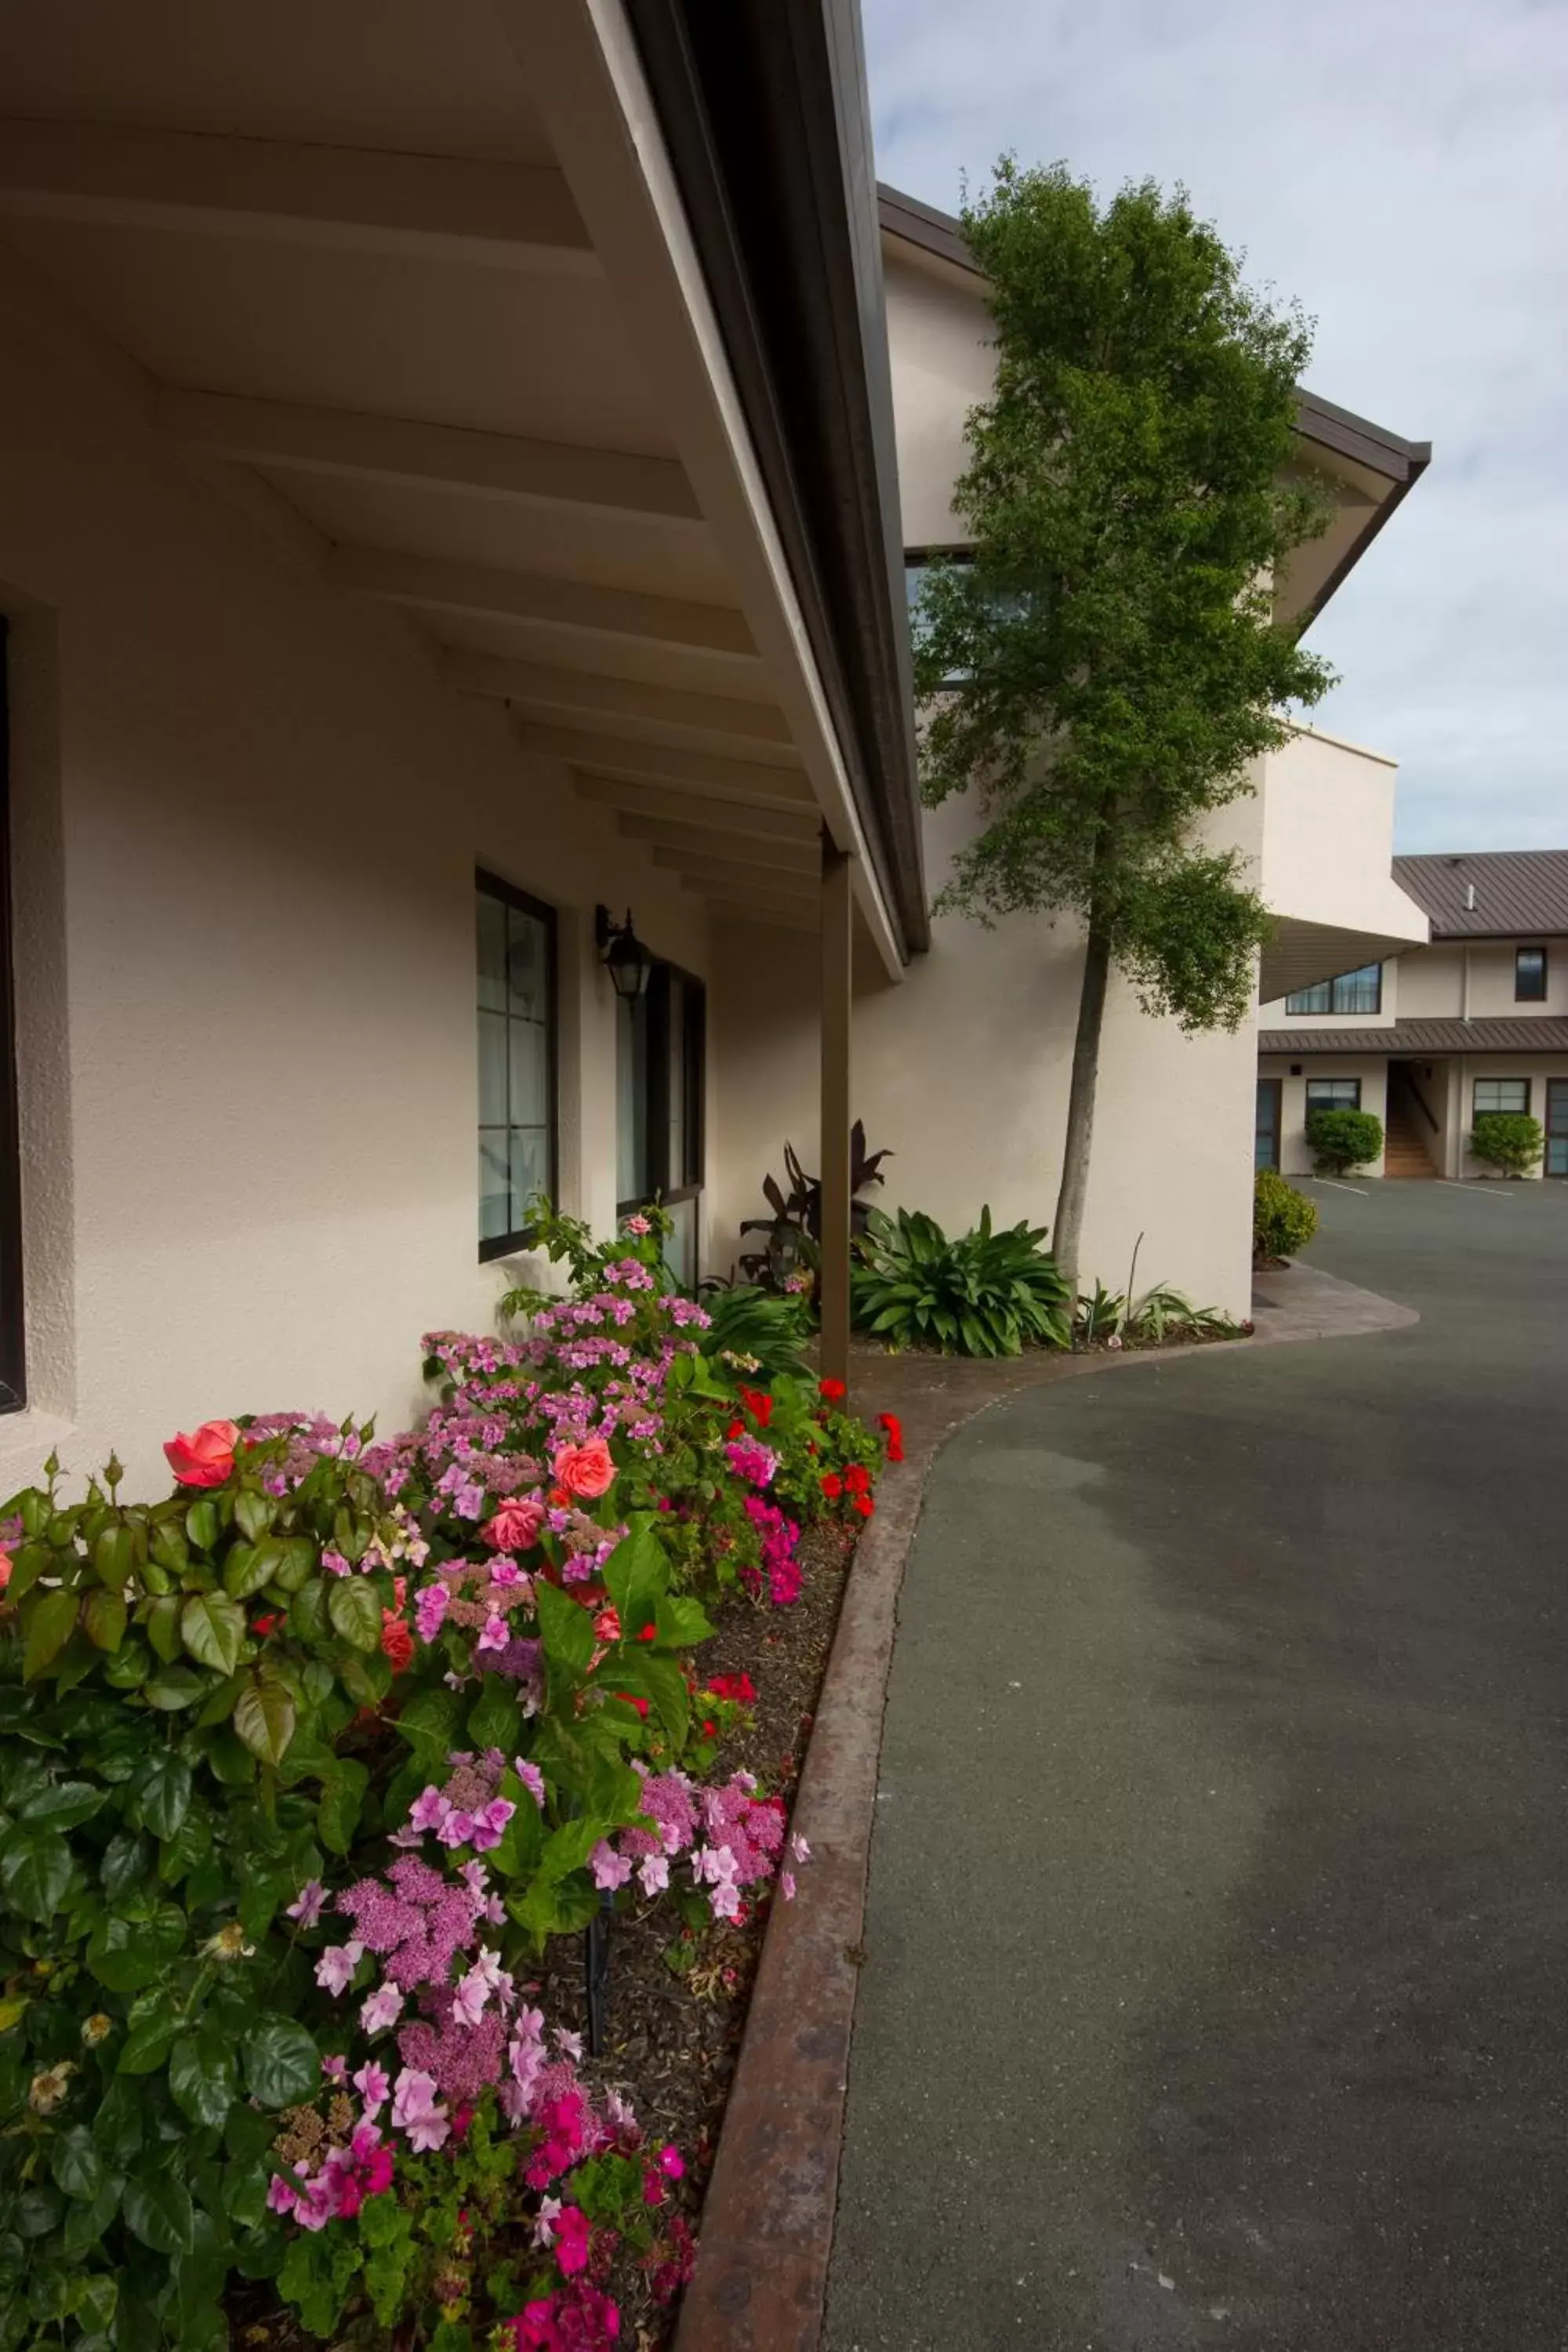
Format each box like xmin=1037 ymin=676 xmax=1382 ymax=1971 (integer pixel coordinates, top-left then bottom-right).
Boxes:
xmin=742 ymin=1494 xmax=803 ymax=1607
xmin=590 ymin=1764 xmax=805 ymax=1922
xmin=724 ymin=1436 xmax=779 ymax=1488
xmin=267 ymin=2114 xmax=394 ymax=2229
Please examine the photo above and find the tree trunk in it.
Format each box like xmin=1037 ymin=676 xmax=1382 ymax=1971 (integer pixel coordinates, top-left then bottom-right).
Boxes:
xmin=1051 ymin=911 xmax=1112 ymax=1293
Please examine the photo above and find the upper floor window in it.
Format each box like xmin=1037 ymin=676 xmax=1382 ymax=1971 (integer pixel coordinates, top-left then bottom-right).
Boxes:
xmin=1515 ymin=945 xmax=1548 ymax=1002
xmin=477 ymin=871 xmax=557 ymax=1260
xmin=1286 ymin=963 xmax=1382 ymax=1017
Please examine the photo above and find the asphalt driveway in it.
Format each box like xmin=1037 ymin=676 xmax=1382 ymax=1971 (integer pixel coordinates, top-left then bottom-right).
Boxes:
xmin=825 ymin=1180 xmax=1568 ymax=2352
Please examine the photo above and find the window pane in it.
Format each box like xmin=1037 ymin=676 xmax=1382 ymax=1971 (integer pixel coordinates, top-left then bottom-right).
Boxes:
xmin=477 ymin=893 xmax=507 ymax=1013
xmin=1475 ymin=1079 xmax=1527 ymax=1115
xmin=479 ymin=1133 xmax=510 ymax=1242
xmin=508 ymin=906 xmax=549 ymax=1020
xmin=477 ymin=1009 xmax=508 ymax=1127
xmin=508 ymin=1017 xmax=548 ymax=1128
xmin=667 ymin=974 xmax=687 ymax=1188
xmin=1516 ymin=948 xmax=1547 ymax=1002
xmin=664 ymin=1195 xmax=696 ymax=1288
xmin=509 ymin=1127 xmax=548 ymax=1218
xmin=1307 ymin=1080 xmax=1360 ymax=1110
xmin=1286 ymin=980 xmax=1332 ymax=1015
xmin=1331 ymin=964 xmax=1381 ymax=1014
xmin=617 ymin=996 xmax=648 ymax=1204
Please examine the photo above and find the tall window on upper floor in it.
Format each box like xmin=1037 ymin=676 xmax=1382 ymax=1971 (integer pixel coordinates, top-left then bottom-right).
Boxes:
xmin=1515 ymin=945 xmax=1548 ymax=1002
xmin=1286 ymin=962 xmax=1383 ymax=1017
xmin=617 ymin=960 xmax=706 ymax=1288
xmin=477 ymin=872 xmax=557 ymax=1260
xmin=0 ymin=624 xmax=23 ymax=1410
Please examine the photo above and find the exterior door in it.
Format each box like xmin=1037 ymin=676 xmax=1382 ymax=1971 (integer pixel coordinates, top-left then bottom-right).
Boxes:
xmin=1547 ymin=1080 xmax=1568 ymax=1178
xmin=1255 ymin=1078 xmax=1283 ymax=1172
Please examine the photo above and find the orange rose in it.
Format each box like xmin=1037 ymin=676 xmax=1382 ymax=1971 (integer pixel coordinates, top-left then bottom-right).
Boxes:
xmin=380 ymin=1613 xmax=415 ymax=1675
xmin=481 ymin=1498 xmax=546 ymax=1552
xmin=163 ymin=1419 xmax=241 ymax=1488
xmin=550 ymin=1439 xmax=615 ymax=1502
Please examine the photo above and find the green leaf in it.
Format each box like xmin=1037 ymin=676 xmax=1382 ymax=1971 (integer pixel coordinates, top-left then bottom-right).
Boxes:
xmin=286 ymin=1576 xmax=328 ymax=1642
xmin=144 ymin=1594 xmax=183 ymax=1664
xmin=116 ymin=2005 xmax=180 ymax=2075
xmin=606 ymin=1650 xmax=689 ymax=1748
xmin=268 ymin=1537 xmax=318 ymax=1594
xmin=465 ymin=1675 xmax=523 ymax=1757
xmin=169 ymin=2031 xmax=237 ymax=2131
xmin=61 ymin=2174 xmax=122 ymax=2259
xmin=184 ymin=1500 xmax=219 ymax=1553
xmin=317 ymin=1759 xmax=368 ymax=1857
xmin=535 ymin=1579 xmax=596 ymax=1681
xmin=652 ymin=1592 xmax=714 ymax=1648
xmin=100 ymin=1830 xmax=152 ymax=1900
xmin=134 ymin=1751 xmax=192 ymax=1838
xmin=0 ymin=1831 xmax=73 ymax=1922
xmin=71 ymin=2274 xmax=118 ymax=2335
xmin=326 ymin=1577 xmax=381 ymax=1653
xmin=602 ymin=1523 xmax=668 ymax=1644
xmin=396 ymin=1685 xmax=463 ymax=1755
xmin=24 ymin=1588 xmax=79 ymax=1682
xmin=82 ymin=1588 xmax=128 ymax=1653
xmin=13 ymin=2187 xmax=64 ymax=2240
xmin=180 ymin=1591 xmax=245 ymax=1676
xmin=149 ymin=1520 xmax=190 ymax=1575
xmin=49 ymin=2126 xmax=104 ymax=2201
xmin=5 ymin=1542 xmax=51 ymax=1603
xmin=232 ymin=1490 xmax=274 ymax=1544
xmin=89 ymin=1903 xmax=186 ymax=1991
xmin=123 ymin=2172 xmax=196 ymax=2257
xmin=221 ymin=1542 xmax=273 ymax=1602
xmin=143 ymin=1665 xmax=208 ymax=1710
xmin=223 ymin=2159 xmax=269 ymax=2231
xmin=89 ymin=1524 xmax=135 ymax=1591
xmin=336 ymin=1647 xmax=391 ymax=1708
xmin=158 ymin=1808 xmax=212 ymax=1886
xmin=234 ymin=1678 xmax=296 ymax=1765
xmin=243 ymin=2017 xmax=318 ymax=2108
xmin=18 ymin=1777 xmax=104 ymax=1831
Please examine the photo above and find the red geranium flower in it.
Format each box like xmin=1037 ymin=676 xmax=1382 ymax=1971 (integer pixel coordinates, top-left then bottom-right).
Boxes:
xmin=818 ymin=1377 xmax=848 ymax=1405
xmin=851 ymin=1494 xmax=875 ymax=1519
xmin=877 ymin=1411 xmax=905 ymax=1462
xmin=707 ymin=1671 xmax=757 ymax=1704
xmin=727 ymin=1419 xmax=746 ymax=1440
xmin=637 ymin=1622 xmax=658 ymax=1643
xmin=844 ymin=1462 xmax=871 ymax=1494
xmin=739 ymin=1386 xmax=774 ymax=1427
xmin=820 ymin=1472 xmax=843 ymax=1501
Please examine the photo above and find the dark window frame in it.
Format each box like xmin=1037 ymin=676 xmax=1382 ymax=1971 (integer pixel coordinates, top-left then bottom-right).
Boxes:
xmin=1515 ymin=944 xmax=1548 ymax=1003
xmin=617 ymin=957 xmax=707 ymax=1262
xmin=0 ymin=629 xmax=23 ymax=1410
xmin=476 ymin=869 xmax=559 ymax=1264
xmin=1305 ymin=1077 xmax=1363 ymax=1114
xmin=1472 ymin=1076 xmax=1531 ymax=1120
xmin=1255 ymin=1077 xmax=1283 ymax=1172
xmin=1287 ymin=962 xmax=1383 ymax=1017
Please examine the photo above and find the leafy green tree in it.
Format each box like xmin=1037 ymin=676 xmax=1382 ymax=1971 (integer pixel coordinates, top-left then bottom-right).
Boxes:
xmin=913 ymin=159 xmax=1337 ymax=1284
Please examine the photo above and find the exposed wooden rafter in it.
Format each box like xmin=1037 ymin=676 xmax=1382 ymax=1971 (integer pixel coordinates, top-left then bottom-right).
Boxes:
xmin=628 ymin=817 xmax=818 ymax=873
xmin=329 ymin=548 xmax=756 ymax=658
xmin=444 ymin=652 xmax=793 ymax=748
xmin=159 ymin=390 xmax=699 ymax=521
xmin=572 ymin=778 xmax=816 ymax=837
xmin=653 ymin=848 xmax=818 ymax=899
xmin=0 ymin=118 xmax=596 ymax=271
xmin=516 ymin=724 xmax=808 ymax=800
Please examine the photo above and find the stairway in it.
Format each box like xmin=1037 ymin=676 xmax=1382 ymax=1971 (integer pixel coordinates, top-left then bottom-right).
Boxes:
xmin=1383 ymin=1079 xmax=1438 ymax=1178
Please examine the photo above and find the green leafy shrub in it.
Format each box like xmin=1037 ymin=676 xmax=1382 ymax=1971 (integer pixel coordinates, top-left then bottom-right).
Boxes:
xmin=1254 ymin=1167 xmax=1318 ymax=1259
xmin=1470 ymin=1112 xmax=1544 ymax=1177
xmin=851 ymin=1206 xmax=1073 ymax=1356
xmin=695 ymin=1283 xmax=815 ymax=1381
xmin=1305 ymin=1106 xmax=1382 ymax=1174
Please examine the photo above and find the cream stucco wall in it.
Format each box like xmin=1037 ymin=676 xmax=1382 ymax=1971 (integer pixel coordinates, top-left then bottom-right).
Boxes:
xmin=712 ymin=777 xmax=1264 ymax=1319
xmin=0 ymin=250 xmax=716 ymax=1491
xmin=1258 ymin=1056 xmax=1390 ymax=1179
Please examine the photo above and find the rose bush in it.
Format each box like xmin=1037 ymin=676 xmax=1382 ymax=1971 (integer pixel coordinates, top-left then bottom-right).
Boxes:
xmin=0 ymin=1214 xmax=897 ymax=2352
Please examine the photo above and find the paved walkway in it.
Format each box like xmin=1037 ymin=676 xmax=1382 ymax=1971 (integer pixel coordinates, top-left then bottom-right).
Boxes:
xmin=826 ymin=1181 xmax=1568 ymax=2351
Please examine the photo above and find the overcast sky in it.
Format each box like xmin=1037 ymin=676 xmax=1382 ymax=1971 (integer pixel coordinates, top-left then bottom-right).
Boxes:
xmin=863 ymin=0 xmax=1568 ymax=852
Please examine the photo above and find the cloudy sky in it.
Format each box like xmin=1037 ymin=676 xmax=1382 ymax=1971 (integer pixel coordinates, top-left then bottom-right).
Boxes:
xmin=862 ymin=0 xmax=1568 ymax=851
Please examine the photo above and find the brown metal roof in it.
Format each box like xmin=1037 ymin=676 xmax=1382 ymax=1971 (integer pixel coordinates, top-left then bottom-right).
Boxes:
xmin=1389 ymin=851 xmax=1568 ymax=938
xmin=1259 ymin=1016 xmax=1568 ymax=1055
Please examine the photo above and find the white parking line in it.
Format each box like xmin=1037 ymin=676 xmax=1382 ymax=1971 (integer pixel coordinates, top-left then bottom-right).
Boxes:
xmin=1302 ymin=1177 xmax=1369 ymax=1196
xmin=1439 ymin=1181 xmax=1514 ymax=1200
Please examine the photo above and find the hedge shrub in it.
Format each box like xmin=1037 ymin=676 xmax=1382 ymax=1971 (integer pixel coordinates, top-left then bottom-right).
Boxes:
xmin=1305 ymin=1105 xmax=1382 ymax=1174
xmin=1254 ymin=1167 xmax=1318 ymax=1261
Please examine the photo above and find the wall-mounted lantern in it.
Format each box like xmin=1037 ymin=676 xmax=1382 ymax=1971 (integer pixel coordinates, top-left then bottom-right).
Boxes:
xmin=594 ymin=906 xmax=653 ymax=1002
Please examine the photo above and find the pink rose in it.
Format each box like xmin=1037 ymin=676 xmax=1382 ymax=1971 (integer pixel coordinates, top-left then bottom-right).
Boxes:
xmin=163 ymin=1418 xmax=241 ymax=1488
xmin=0 ymin=1548 xmax=11 ymax=1592
xmin=550 ymin=1439 xmax=615 ymax=1502
xmin=481 ymin=1498 xmax=545 ymax=1552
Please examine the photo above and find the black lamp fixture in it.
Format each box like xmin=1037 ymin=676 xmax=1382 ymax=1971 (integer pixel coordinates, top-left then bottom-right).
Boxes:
xmin=594 ymin=905 xmax=653 ymax=1002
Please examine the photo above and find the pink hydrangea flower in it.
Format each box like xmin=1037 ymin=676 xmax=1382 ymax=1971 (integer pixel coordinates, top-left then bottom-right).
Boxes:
xmin=353 ymin=2060 xmax=391 ymax=2118
xmin=285 ymin=1878 xmax=326 ymax=1928
xmin=315 ymin=1940 xmax=365 ymax=1996
xmin=361 ymin=1984 xmax=404 ymax=2034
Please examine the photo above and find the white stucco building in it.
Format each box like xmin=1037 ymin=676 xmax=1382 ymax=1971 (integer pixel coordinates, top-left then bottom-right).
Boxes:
xmin=0 ymin=2 xmax=1431 ymax=1490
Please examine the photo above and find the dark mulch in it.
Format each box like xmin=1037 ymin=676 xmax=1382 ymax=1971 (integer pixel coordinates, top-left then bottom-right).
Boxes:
xmin=538 ymin=1520 xmax=855 ymax=2347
